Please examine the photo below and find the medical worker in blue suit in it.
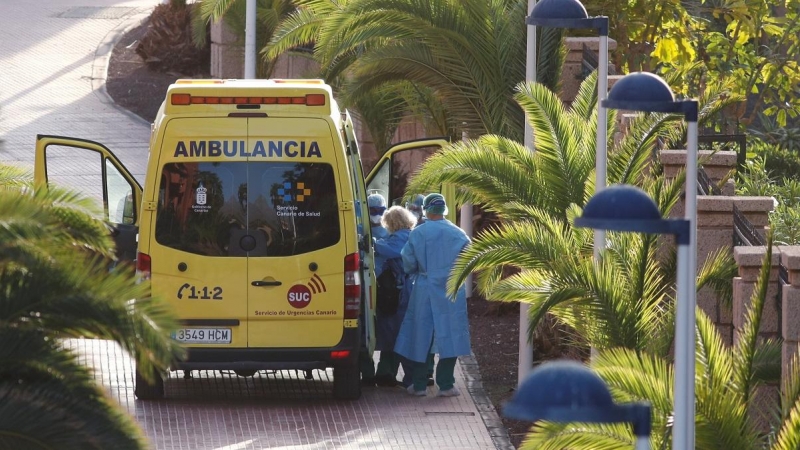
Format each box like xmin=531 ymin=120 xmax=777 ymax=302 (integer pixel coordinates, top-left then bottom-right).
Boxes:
xmin=372 ymin=206 xmax=417 ymax=387
xmin=395 ymin=193 xmax=471 ymax=397
xmin=367 ymin=193 xmax=389 ymax=240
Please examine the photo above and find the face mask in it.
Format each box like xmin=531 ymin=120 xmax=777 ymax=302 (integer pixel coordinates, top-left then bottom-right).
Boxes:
xmin=370 ymin=215 xmax=383 ymax=225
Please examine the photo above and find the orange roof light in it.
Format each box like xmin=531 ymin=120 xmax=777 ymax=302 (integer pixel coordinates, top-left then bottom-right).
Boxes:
xmin=170 ymin=92 xmax=327 ymax=106
xmin=306 ymin=94 xmax=326 ymax=106
xmin=171 ymin=93 xmax=191 ymax=105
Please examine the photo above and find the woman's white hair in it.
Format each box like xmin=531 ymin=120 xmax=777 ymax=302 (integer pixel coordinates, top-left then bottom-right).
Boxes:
xmin=381 ymin=206 xmax=417 ymax=234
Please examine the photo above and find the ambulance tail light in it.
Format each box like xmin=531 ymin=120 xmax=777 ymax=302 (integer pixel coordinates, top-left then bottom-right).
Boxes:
xmin=136 ymin=252 xmax=151 ymax=281
xmin=330 ymin=350 xmax=351 ymax=359
xmin=344 ymin=253 xmax=361 ymax=319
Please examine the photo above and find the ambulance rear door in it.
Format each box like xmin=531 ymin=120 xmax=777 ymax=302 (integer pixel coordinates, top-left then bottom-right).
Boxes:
xmin=147 ymin=118 xmax=250 ymax=348
xmin=245 ymin=117 xmax=349 ymax=348
xmin=365 ymin=138 xmax=455 ymax=222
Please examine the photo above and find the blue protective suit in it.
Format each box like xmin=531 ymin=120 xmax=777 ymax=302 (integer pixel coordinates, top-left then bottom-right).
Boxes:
xmin=371 ymin=223 xmax=389 ymax=242
xmin=373 ymin=229 xmax=412 ymax=351
xmin=394 ymin=219 xmax=471 ymax=362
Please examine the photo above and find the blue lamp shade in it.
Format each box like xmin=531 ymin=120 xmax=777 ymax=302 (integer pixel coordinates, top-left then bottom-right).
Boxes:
xmin=503 ymin=360 xmax=630 ymax=423
xmin=530 ymin=0 xmax=588 ymax=20
xmin=607 ymin=72 xmax=674 ymax=104
xmin=574 ymin=184 xmax=690 ymax=243
xmin=602 ymin=72 xmax=698 ymax=120
xmin=526 ymin=0 xmax=608 ymax=34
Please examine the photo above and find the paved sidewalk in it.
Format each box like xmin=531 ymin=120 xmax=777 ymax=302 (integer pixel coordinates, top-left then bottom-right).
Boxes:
xmin=68 ymin=339 xmax=506 ymax=449
xmin=0 ymin=1 xmax=513 ymax=449
xmin=0 ymin=0 xmax=152 ymax=179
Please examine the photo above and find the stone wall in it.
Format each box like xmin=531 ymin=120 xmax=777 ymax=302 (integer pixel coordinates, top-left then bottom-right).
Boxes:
xmin=781 ymin=247 xmax=800 ymax=385
xmin=209 ymin=19 xmax=242 ymax=79
xmin=661 ymin=147 xmax=800 ymax=429
xmin=660 ymin=148 xmax=774 ymax=345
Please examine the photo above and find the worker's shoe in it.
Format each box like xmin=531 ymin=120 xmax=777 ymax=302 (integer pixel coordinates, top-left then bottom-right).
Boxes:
xmin=437 ymin=387 xmax=461 ymax=397
xmin=406 ymin=385 xmax=427 ymax=396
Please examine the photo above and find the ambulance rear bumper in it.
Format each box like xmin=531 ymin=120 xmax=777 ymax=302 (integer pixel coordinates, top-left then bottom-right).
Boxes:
xmin=172 ymin=327 xmax=360 ymax=371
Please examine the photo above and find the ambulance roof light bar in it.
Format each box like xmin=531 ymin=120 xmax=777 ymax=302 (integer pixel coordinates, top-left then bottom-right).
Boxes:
xmin=171 ymin=93 xmax=326 ymax=106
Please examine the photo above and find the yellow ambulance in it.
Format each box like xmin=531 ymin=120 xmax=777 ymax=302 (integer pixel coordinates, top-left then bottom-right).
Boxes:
xmin=33 ymin=79 xmax=448 ymax=400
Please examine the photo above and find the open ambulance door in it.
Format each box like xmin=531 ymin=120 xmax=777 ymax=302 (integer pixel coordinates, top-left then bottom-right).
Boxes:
xmin=342 ymin=114 xmax=377 ymax=351
xmin=34 ymin=135 xmax=143 ymax=264
xmin=365 ymin=137 xmax=456 ymax=223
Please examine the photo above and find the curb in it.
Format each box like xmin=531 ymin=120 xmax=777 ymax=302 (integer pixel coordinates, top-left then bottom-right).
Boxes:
xmin=460 ymin=354 xmax=516 ymax=450
xmin=91 ymin=6 xmax=153 ymax=126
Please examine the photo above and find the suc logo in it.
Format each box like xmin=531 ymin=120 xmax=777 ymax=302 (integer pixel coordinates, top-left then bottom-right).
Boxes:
xmin=287 ymin=284 xmax=312 ymax=309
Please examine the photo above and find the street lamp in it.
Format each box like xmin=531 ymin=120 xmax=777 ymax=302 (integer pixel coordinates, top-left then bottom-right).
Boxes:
xmin=520 ymin=0 xmax=611 ymax=386
xmin=600 ymin=72 xmax=698 ymax=449
xmin=504 ymin=359 xmax=652 ymax=449
xmin=517 ymin=0 xmax=608 ymax=384
xmin=527 ymin=0 xmax=610 ymax=262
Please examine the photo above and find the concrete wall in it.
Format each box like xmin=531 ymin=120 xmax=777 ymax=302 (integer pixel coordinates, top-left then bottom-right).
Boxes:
xmin=209 ymin=20 xmax=243 ymax=79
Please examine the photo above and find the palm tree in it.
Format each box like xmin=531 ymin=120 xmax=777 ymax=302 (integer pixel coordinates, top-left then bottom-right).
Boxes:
xmin=265 ymin=0 xmax=566 ymax=144
xmin=405 ymin=73 xmax=740 ymax=352
xmin=0 ymin=164 xmax=182 ymax=449
xmin=521 ymin=237 xmax=800 ymax=449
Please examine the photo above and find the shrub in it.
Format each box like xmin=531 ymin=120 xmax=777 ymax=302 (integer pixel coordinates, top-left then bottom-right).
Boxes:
xmin=737 ymin=148 xmax=800 ymax=245
xmin=135 ymin=3 xmax=209 ymax=75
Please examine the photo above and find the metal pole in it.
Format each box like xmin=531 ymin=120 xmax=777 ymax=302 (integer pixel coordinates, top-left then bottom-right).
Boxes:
xmin=685 ymin=118 xmax=698 ymax=448
xmin=673 ymin=238 xmax=692 ymax=450
xmin=244 ymin=0 xmax=257 ymax=79
xmin=593 ymin=33 xmax=608 ymax=262
xmin=519 ymin=0 xmax=537 ymax=386
xmin=460 ymin=127 xmax=473 ymax=297
xmin=673 ymin=116 xmax=697 ymax=450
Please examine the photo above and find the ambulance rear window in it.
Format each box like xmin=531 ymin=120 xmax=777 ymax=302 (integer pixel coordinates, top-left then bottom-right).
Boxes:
xmin=155 ymin=162 xmax=340 ymax=256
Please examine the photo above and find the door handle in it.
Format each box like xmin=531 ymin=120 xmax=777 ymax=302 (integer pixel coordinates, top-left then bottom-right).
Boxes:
xmin=251 ymin=280 xmax=282 ymax=287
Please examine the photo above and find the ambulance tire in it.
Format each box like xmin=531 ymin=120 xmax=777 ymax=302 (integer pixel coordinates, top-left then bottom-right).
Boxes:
xmin=134 ymin=365 xmax=165 ymax=400
xmin=333 ymin=362 xmax=361 ymax=400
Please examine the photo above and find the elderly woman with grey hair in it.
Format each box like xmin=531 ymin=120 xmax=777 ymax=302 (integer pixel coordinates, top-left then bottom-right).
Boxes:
xmin=371 ymin=206 xmax=417 ymax=387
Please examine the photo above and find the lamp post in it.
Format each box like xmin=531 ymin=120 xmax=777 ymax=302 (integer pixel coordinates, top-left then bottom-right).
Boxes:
xmin=600 ymin=72 xmax=698 ymax=449
xmin=244 ymin=0 xmax=256 ymax=78
xmin=526 ymin=0 xmax=610 ymax=262
xmin=504 ymin=360 xmax=652 ymax=449
xmin=520 ymin=0 xmax=610 ymax=386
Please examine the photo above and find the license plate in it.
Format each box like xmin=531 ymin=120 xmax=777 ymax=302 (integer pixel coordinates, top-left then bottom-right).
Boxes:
xmin=172 ymin=328 xmax=232 ymax=344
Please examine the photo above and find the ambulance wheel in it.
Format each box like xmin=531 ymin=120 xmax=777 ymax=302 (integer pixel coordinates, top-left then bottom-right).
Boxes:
xmin=134 ymin=365 xmax=164 ymax=400
xmin=333 ymin=362 xmax=361 ymax=400
xmin=234 ymin=369 xmax=257 ymax=377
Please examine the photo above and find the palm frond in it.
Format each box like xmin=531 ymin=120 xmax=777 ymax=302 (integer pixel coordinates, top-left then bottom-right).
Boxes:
xmin=521 ymin=421 xmax=636 ymax=449
xmin=732 ymin=232 xmax=775 ymax=407
xmin=695 ymin=247 xmax=738 ymax=304
xmin=405 ymin=135 xmax=541 ymax=218
xmin=0 ymin=380 xmax=147 ymax=450
xmin=783 ymin=348 xmax=800 ymax=419
xmin=514 ymin=82 xmax=591 ymax=212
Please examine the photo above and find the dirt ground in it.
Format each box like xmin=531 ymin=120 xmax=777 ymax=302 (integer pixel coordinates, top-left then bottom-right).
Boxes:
xmin=106 ymin=23 xmax=203 ymax=121
xmin=105 ymin=20 xmax=530 ymax=449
